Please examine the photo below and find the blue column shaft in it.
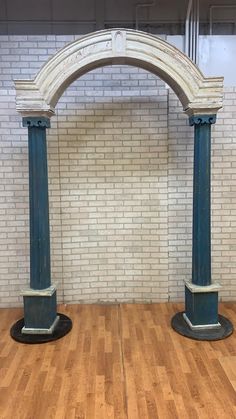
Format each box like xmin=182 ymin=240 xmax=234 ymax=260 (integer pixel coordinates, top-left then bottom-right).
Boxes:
xmin=192 ymin=123 xmax=211 ymax=285
xmin=23 ymin=117 xmax=51 ymax=290
xmin=190 ymin=115 xmax=216 ymax=286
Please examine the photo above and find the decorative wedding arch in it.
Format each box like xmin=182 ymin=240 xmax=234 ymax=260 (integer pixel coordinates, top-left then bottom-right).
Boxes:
xmin=12 ymin=29 xmax=233 ymax=342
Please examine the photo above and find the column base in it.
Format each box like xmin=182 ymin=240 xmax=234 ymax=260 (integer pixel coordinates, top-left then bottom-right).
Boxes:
xmin=184 ymin=280 xmax=221 ymax=327
xmin=21 ymin=285 xmax=58 ymax=332
xmin=10 ymin=284 xmax=72 ymax=343
xmin=182 ymin=313 xmax=221 ymax=330
xmin=10 ymin=313 xmax=72 ymax=344
xmin=171 ymin=280 xmax=233 ymax=340
xmin=21 ymin=315 xmax=60 ymax=335
xmin=171 ymin=312 xmax=233 ymax=341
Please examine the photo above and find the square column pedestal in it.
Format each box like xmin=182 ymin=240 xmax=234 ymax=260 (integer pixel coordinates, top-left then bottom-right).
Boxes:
xmin=183 ymin=281 xmax=221 ymax=330
xmin=171 ymin=280 xmax=233 ymax=340
xmin=11 ymin=284 xmax=72 ymax=343
xmin=21 ymin=285 xmax=59 ymax=334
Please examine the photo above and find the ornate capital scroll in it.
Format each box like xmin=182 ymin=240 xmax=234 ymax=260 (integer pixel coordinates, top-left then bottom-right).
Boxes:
xmin=22 ymin=117 xmax=51 ymax=128
xmin=189 ymin=115 xmax=216 ymax=126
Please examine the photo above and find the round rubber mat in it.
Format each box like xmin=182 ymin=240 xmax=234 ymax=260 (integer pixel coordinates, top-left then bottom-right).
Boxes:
xmin=171 ymin=312 xmax=233 ymax=341
xmin=10 ymin=313 xmax=72 ymax=344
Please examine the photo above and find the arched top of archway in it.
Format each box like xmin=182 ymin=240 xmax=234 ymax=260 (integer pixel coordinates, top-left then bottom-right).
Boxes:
xmin=15 ymin=29 xmax=223 ymax=118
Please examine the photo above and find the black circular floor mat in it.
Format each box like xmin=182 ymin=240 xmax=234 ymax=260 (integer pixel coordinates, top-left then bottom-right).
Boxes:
xmin=171 ymin=312 xmax=233 ymax=341
xmin=10 ymin=313 xmax=72 ymax=344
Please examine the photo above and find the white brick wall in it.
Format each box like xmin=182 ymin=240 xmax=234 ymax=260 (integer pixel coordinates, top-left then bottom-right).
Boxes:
xmin=168 ymin=92 xmax=193 ymax=302
xmin=211 ymin=89 xmax=236 ymax=301
xmin=0 ymin=35 xmax=236 ymax=306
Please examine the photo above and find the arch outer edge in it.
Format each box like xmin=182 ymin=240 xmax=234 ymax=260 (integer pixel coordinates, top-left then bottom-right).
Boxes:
xmin=14 ymin=29 xmax=223 ymax=118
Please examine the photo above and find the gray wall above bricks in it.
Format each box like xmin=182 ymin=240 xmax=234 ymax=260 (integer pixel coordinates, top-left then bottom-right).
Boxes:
xmin=0 ymin=0 xmax=236 ymax=35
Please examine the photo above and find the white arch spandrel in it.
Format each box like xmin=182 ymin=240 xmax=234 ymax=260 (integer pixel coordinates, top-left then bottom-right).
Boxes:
xmin=14 ymin=29 xmax=223 ymax=118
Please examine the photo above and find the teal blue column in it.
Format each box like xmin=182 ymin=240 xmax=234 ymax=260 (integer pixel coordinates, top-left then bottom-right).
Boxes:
xmin=23 ymin=117 xmax=51 ymax=290
xmin=21 ymin=117 xmax=58 ymax=334
xmin=190 ymin=114 xmax=216 ymax=286
xmin=172 ymin=114 xmax=233 ymax=338
xmin=184 ymin=114 xmax=220 ymax=328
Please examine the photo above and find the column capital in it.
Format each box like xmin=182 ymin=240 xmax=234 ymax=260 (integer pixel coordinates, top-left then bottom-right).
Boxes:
xmin=189 ymin=114 xmax=216 ymax=126
xmin=22 ymin=116 xmax=50 ymax=128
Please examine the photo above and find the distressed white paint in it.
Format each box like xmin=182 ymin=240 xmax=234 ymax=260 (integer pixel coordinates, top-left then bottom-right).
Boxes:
xmin=14 ymin=29 xmax=223 ymax=118
xmin=182 ymin=314 xmax=221 ymax=330
xmin=184 ymin=280 xmax=222 ymax=293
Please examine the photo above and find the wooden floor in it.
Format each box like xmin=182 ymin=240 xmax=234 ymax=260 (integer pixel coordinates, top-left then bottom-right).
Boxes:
xmin=0 ymin=303 xmax=236 ymax=419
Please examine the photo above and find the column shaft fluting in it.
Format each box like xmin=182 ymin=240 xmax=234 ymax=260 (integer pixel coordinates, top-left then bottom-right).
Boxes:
xmin=190 ymin=115 xmax=216 ymax=286
xmin=23 ymin=117 xmax=51 ymax=290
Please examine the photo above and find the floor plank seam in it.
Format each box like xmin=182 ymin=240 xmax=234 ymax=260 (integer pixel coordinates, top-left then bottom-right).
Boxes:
xmin=118 ymin=304 xmax=129 ymax=419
